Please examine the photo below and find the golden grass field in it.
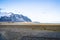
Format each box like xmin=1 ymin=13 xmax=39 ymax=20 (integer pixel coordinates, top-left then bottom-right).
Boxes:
xmin=0 ymin=22 xmax=60 ymax=31
xmin=0 ymin=22 xmax=60 ymax=40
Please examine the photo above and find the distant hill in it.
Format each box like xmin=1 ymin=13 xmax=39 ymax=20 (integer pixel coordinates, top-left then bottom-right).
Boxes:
xmin=0 ymin=13 xmax=32 ymax=22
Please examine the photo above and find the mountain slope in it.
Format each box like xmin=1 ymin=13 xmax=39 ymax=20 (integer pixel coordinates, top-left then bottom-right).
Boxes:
xmin=0 ymin=13 xmax=32 ymax=22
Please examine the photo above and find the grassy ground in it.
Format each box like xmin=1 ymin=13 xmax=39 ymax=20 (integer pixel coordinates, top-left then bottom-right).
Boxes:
xmin=0 ymin=23 xmax=60 ymax=40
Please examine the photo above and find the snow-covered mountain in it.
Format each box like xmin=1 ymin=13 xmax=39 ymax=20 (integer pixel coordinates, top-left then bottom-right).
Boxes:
xmin=0 ymin=12 xmax=32 ymax=22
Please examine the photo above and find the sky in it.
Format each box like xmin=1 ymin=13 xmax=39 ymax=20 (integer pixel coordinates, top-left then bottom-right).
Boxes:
xmin=0 ymin=0 xmax=60 ymax=23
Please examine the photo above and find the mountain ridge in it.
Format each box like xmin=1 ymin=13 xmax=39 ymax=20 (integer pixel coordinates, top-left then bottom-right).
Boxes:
xmin=0 ymin=12 xmax=32 ymax=22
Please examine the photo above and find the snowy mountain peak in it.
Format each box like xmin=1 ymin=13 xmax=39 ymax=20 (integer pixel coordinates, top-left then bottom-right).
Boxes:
xmin=0 ymin=13 xmax=32 ymax=22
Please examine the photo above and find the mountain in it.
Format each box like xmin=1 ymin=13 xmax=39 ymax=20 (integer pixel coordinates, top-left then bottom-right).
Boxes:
xmin=0 ymin=13 xmax=32 ymax=22
xmin=0 ymin=16 xmax=11 ymax=22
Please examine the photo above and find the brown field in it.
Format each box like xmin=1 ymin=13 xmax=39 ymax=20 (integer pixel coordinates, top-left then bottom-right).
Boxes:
xmin=0 ymin=22 xmax=60 ymax=40
xmin=0 ymin=22 xmax=60 ymax=31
